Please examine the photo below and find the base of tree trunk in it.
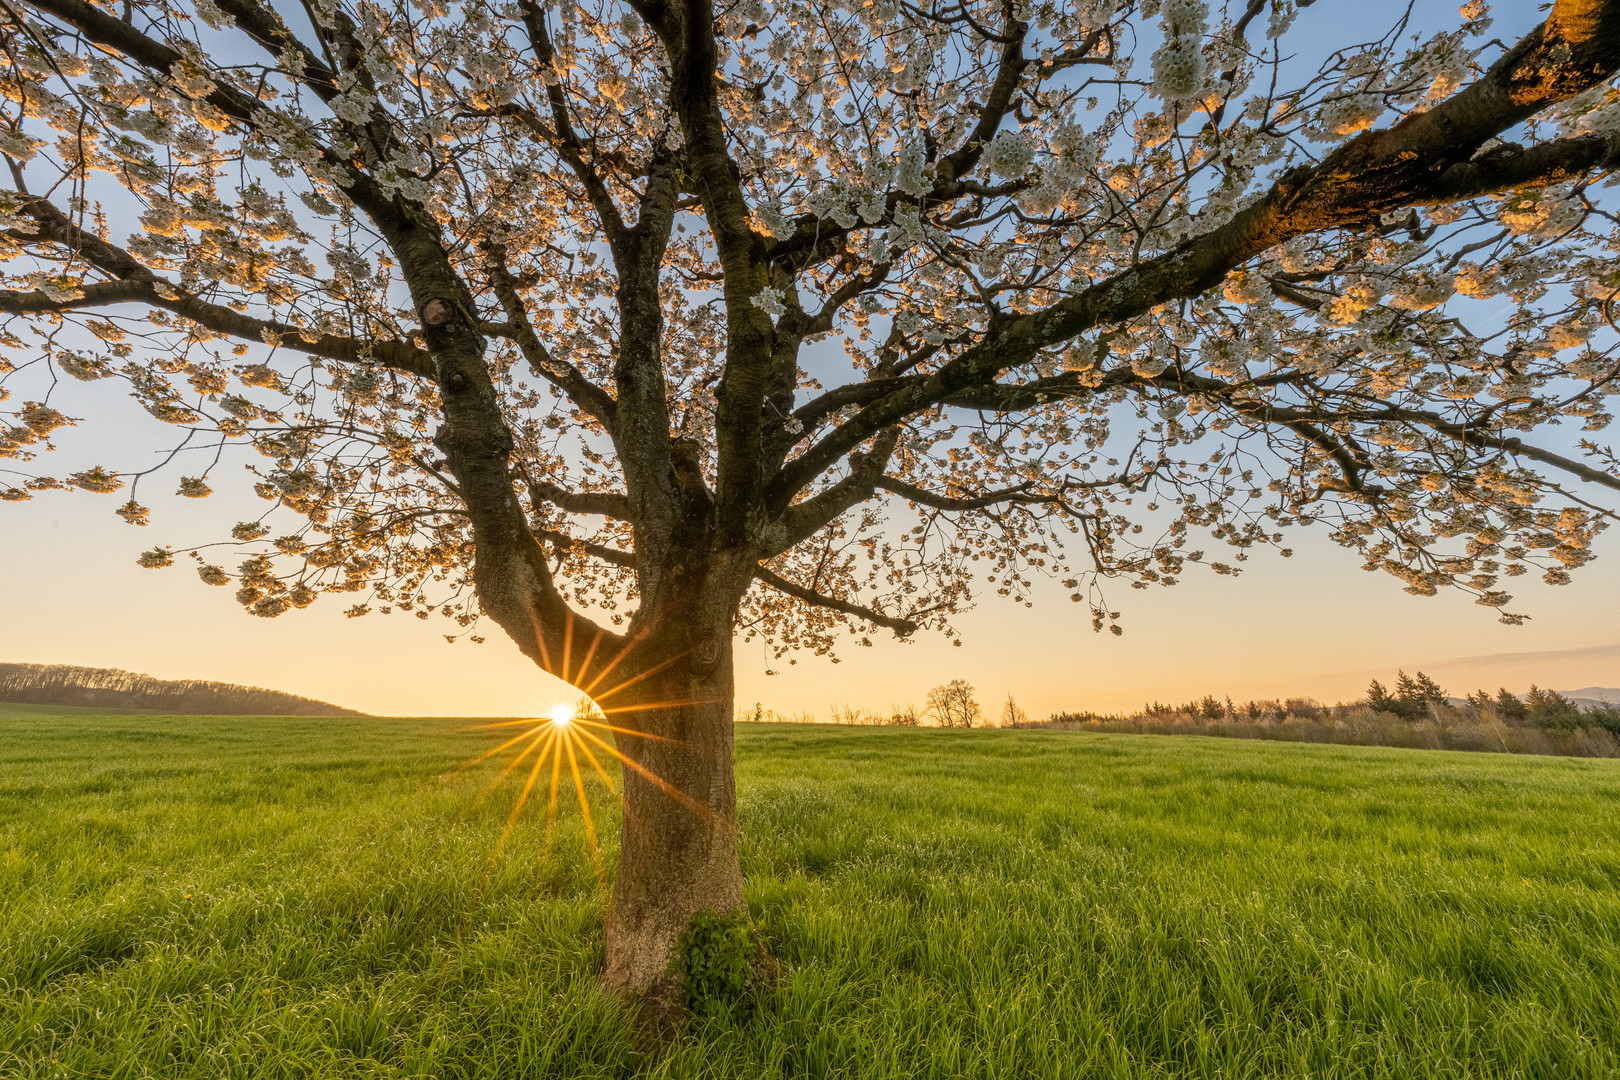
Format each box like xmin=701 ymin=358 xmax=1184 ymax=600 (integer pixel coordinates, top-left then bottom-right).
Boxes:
xmin=618 ymin=975 xmax=689 ymax=1045
xmin=600 ymin=652 xmax=748 ymax=1007
xmin=613 ymin=920 xmax=780 ymax=1041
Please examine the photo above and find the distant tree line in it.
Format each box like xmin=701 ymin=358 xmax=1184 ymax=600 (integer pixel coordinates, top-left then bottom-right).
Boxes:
xmin=926 ymin=681 xmax=982 ymax=728
xmin=739 ymin=700 xmax=932 ymax=727
xmin=738 ymin=680 xmax=1017 ymax=729
xmin=0 ymin=663 xmax=364 ymax=716
xmin=1363 ymin=671 xmax=1619 ymax=732
xmin=735 ymin=670 xmax=1620 ymax=760
xmin=1364 ymin=671 xmax=1449 ymax=720
xmin=1039 ymin=671 xmax=1620 ymax=759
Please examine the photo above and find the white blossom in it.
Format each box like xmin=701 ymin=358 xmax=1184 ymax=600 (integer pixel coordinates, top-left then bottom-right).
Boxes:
xmin=0 ymin=0 xmax=1613 ymax=750
xmin=982 ymin=130 xmax=1034 ymax=178
xmin=895 ymin=140 xmax=929 ymax=197
xmin=1150 ymin=0 xmax=1207 ymax=102
xmin=751 ymin=286 xmax=786 ymax=317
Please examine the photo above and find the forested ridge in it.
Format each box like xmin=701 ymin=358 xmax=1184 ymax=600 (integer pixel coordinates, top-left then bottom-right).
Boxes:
xmin=0 ymin=663 xmax=364 ymax=716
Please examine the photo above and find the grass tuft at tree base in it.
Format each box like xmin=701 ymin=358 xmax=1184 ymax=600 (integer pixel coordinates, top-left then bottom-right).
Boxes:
xmin=3 ymin=713 xmax=1619 ymax=1078
xmin=670 ymin=910 xmax=760 ymax=1020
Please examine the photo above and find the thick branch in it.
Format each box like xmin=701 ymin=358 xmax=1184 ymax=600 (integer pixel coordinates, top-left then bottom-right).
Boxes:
xmin=608 ymin=149 xmax=686 ymax=598
xmin=483 ymin=244 xmax=620 ymax=433
xmin=935 ymin=19 xmax=1029 ymax=181
xmin=26 ymin=0 xmax=269 ymax=120
xmin=1424 ymin=130 xmax=1620 ymax=202
xmin=1387 ymin=414 xmax=1620 ymax=494
xmin=525 ymin=476 xmax=633 ymax=519
xmin=20 ymin=0 xmax=626 ymax=685
xmin=211 ymin=0 xmax=341 ymax=99
xmin=879 ymin=475 xmax=1076 ymax=511
xmin=649 ymin=0 xmax=776 ymax=544
xmin=22 ymin=0 xmax=404 ymax=230
xmin=767 ymin=2 xmax=1620 ymax=509
xmin=764 ymin=17 xmax=1035 ymax=264
xmin=1167 ymin=369 xmax=1620 ymax=495
xmin=754 ymin=564 xmax=918 ymax=636
xmin=4 ymin=204 xmax=432 ymax=377
xmin=536 ymin=528 xmax=638 ymax=568
xmin=514 ymin=0 xmax=630 ymax=241
xmin=775 ymin=427 xmax=900 ymax=551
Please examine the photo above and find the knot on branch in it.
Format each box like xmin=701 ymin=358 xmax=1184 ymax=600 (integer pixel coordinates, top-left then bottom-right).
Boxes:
xmin=420 ymin=297 xmax=456 ymax=327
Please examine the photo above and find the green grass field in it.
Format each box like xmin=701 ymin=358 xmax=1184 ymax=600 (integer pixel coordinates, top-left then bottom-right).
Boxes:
xmin=0 ymin=702 xmax=160 ymax=718
xmin=3 ymin=712 xmax=1619 ymax=1079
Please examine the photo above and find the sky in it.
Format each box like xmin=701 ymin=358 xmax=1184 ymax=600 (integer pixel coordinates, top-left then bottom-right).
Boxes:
xmin=2 ymin=0 xmax=1618 ymax=719
xmin=5 ymin=409 xmax=1617 ymax=719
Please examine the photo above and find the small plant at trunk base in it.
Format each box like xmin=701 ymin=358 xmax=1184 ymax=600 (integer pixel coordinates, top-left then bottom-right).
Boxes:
xmin=671 ymin=910 xmax=758 ymax=1018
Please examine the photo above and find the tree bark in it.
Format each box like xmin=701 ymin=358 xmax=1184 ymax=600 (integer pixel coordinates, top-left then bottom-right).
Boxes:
xmin=600 ymin=612 xmax=745 ymax=1001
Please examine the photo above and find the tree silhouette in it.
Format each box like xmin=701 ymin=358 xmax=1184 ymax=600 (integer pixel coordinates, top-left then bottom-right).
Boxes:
xmin=927 ymin=679 xmax=982 ymax=728
xmin=1000 ymin=693 xmax=1029 ymax=727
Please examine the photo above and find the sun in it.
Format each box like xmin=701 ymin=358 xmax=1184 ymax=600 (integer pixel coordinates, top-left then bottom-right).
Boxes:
xmin=453 ymin=683 xmax=705 ymax=890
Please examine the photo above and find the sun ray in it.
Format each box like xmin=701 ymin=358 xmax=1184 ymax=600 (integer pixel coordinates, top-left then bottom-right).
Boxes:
xmin=479 ymin=726 xmax=551 ymax=800
xmin=461 ymin=717 xmax=561 ymax=731
xmin=564 ymin=735 xmax=607 ymax=886
xmin=595 ymin=697 xmax=722 ymax=716
xmin=578 ymin=625 xmax=652 ymax=699
xmin=561 ymin=612 xmax=575 ymax=689
xmin=544 ymin=721 xmax=565 ymax=839
xmin=448 ymin=723 xmax=547 ymax=770
xmin=459 ymin=687 xmax=714 ymax=889
xmin=571 ymin=722 xmax=715 ymax=821
xmin=568 ymin=715 xmax=685 ymax=744
xmin=492 ymin=726 xmax=557 ymax=859
xmin=574 ymin=628 xmax=606 ymax=691
xmin=589 ymin=645 xmax=700 ymax=704
xmin=573 ymin=735 xmax=620 ymax=798
xmin=525 ymin=604 xmax=555 ymax=677
xmin=466 ymin=702 xmax=693 ymax=741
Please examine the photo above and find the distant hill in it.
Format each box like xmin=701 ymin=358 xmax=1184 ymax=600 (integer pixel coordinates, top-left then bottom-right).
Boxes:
xmin=0 ymin=663 xmax=364 ymax=716
xmin=1441 ymin=688 xmax=1620 ymax=711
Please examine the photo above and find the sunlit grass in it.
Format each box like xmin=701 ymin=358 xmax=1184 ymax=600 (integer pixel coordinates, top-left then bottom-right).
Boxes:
xmin=3 ymin=713 xmax=1619 ymax=1078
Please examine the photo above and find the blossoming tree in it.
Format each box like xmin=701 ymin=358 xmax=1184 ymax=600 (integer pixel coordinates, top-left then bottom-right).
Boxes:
xmin=4 ymin=0 xmax=1620 ymax=996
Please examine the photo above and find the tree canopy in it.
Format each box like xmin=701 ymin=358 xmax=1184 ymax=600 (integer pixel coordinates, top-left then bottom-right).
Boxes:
xmin=3 ymin=0 xmax=1618 ymax=662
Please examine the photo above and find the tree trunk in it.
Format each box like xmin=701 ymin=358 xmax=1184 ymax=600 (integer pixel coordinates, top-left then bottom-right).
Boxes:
xmin=601 ymin=634 xmax=744 ymax=1001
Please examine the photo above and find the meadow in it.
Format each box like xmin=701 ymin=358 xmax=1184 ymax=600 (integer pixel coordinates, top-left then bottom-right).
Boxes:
xmin=3 ymin=711 xmax=1619 ymax=1079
